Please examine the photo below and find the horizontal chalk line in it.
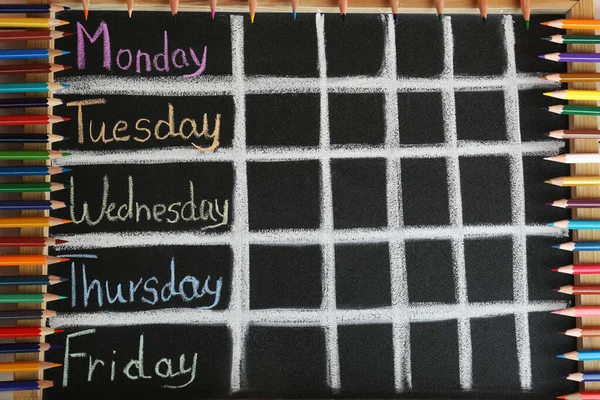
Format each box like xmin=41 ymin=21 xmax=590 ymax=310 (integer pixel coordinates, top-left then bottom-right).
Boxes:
xmin=55 ymin=141 xmax=564 ymax=166
xmin=56 ymin=74 xmax=558 ymax=96
xmin=54 ymin=224 xmax=565 ymax=250
xmin=49 ymin=300 xmax=566 ymax=328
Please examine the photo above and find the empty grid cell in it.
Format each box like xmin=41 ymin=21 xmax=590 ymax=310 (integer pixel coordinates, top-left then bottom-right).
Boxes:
xmin=514 ymin=14 xmax=567 ymax=74
xmin=526 ymin=236 xmax=573 ymax=302
xmin=324 ymin=14 xmax=385 ymax=77
xmin=329 ymin=93 xmax=385 ymax=145
xmin=471 ymin=316 xmax=521 ymax=391
xmin=244 ymin=14 xmax=318 ymax=77
xmin=459 ymin=156 xmax=512 ymax=225
xmin=246 ymin=94 xmax=320 ymax=146
xmin=338 ymin=324 xmax=395 ymax=394
xmin=405 ymin=240 xmax=455 ymax=303
xmin=452 ymin=15 xmax=506 ymax=76
xmin=396 ymin=16 xmax=444 ymax=78
xmin=331 ymin=158 xmax=387 ymax=229
xmin=250 ymin=245 xmax=322 ymax=309
xmin=518 ymin=89 xmax=568 ymax=142
xmin=247 ymin=161 xmax=321 ymax=230
xmin=246 ymin=326 xmax=329 ymax=396
xmin=455 ymin=91 xmax=506 ymax=141
xmin=398 ymin=92 xmax=445 ymax=145
xmin=335 ymin=243 xmax=391 ymax=309
xmin=410 ymin=320 xmax=461 ymax=391
xmin=465 ymin=238 xmax=514 ymax=302
xmin=400 ymin=158 xmax=450 ymax=226
xmin=523 ymin=156 xmax=569 ymax=225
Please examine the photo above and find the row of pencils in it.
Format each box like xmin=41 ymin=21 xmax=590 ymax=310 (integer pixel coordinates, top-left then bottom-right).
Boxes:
xmin=539 ymin=18 xmax=600 ymax=400
xmin=0 ymin=4 xmax=76 ymax=395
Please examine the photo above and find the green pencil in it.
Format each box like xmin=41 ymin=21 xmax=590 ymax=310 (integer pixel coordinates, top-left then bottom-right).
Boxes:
xmin=546 ymin=105 xmax=600 ymax=116
xmin=0 ymin=150 xmax=69 ymax=161
xmin=0 ymin=293 xmax=65 ymax=304
xmin=543 ymin=35 xmax=600 ymax=44
xmin=0 ymin=182 xmax=69 ymax=193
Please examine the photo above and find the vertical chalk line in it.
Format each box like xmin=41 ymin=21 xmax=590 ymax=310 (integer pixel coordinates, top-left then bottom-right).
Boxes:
xmin=229 ymin=15 xmax=249 ymax=393
xmin=382 ymin=14 xmax=412 ymax=392
xmin=502 ymin=15 xmax=532 ymax=390
xmin=316 ymin=12 xmax=341 ymax=393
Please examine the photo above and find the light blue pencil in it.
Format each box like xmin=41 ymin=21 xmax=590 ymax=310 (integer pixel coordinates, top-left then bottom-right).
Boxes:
xmin=559 ymin=350 xmax=600 ymax=361
xmin=0 ymin=83 xmax=68 ymax=94
xmin=0 ymin=49 xmax=68 ymax=60
xmin=553 ymin=242 xmax=600 ymax=251
xmin=548 ymin=220 xmax=600 ymax=230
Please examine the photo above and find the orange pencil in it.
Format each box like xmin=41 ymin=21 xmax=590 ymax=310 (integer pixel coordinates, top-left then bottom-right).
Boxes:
xmin=0 ymin=255 xmax=68 ymax=267
xmin=0 ymin=217 xmax=71 ymax=228
xmin=542 ymin=19 xmax=600 ymax=30
xmin=0 ymin=361 xmax=60 ymax=373
xmin=82 ymin=0 xmax=90 ymax=19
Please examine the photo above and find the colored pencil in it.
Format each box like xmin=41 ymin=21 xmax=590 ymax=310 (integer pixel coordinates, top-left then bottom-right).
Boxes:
xmin=0 ymin=98 xmax=64 ymax=109
xmin=0 ymin=293 xmax=66 ymax=304
xmin=0 ymin=83 xmax=68 ymax=95
xmin=210 ymin=0 xmax=217 ymax=19
xmin=539 ymin=53 xmax=600 ymax=63
xmin=543 ymin=35 xmax=600 ymax=44
xmin=0 ymin=380 xmax=53 ymax=392
xmin=338 ymin=0 xmax=346 ymax=22
xmin=0 ymin=30 xmax=72 ymax=42
xmin=0 ymin=150 xmax=69 ymax=160
xmin=0 ymin=327 xmax=63 ymax=338
xmin=563 ymin=373 xmax=600 ymax=383
xmin=546 ymin=129 xmax=600 ymax=139
xmin=250 ymin=0 xmax=257 ymax=23
xmin=0 ymin=182 xmax=69 ymax=193
xmin=0 ymin=343 xmax=58 ymax=354
xmin=544 ymin=90 xmax=600 ymax=101
xmin=435 ymin=0 xmax=444 ymax=22
xmin=478 ymin=0 xmax=487 ymax=23
xmin=554 ymin=285 xmax=600 ymax=295
xmin=0 ymin=361 xmax=61 ymax=373
xmin=0 ymin=200 xmax=68 ymax=211
xmin=0 ymin=237 xmax=67 ymax=247
xmin=553 ymin=242 xmax=600 ymax=251
xmin=170 ymin=0 xmax=178 ymax=16
xmin=545 ymin=154 xmax=600 ymax=164
xmin=548 ymin=199 xmax=600 ymax=208
xmin=0 ymin=4 xmax=70 ymax=13
xmin=559 ymin=351 xmax=600 ymax=361
xmin=562 ymin=328 xmax=600 ymax=337
xmin=390 ymin=0 xmax=399 ymax=24
xmin=521 ymin=0 xmax=530 ymax=29
xmin=543 ymin=73 xmax=600 ymax=82
xmin=553 ymin=265 xmax=600 ymax=275
xmin=83 ymin=0 xmax=91 ymax=19
xmin=552 ymin=306 xmax=600 ymax=317
xmin=557 ymin=392 xmax=600 ymax=400
xmin=0 ymin=275 xmax=67 ymax=286
xmin=548 ymin=220 xmax=600 ymax=230
xmin=0 ymin=310 xmax=57 ymax=321
xmin=546 ymin=176 xmax=600 ymax=186
xmin=0 ymin=255 xmax=68 ymax=266
xmin=0 ymin=134 xmax=67 ymax=143
xmin=0 ymin=166 xmax=70 ymax=176
xmin=0 ymin=49 xmax=68 ymax=60
xmin=0 ymin=64 xmax=71 ymax=75
xmin=545 ymin=105 xmax=600 ymax=116
xmin=0 ymin=115 xmax=70 ymax=126
xmin=0 ymin=217 xmax=72 ymax=228
xmin=127 ymin=0 xmax=134 ymax=17
xmin=542 ymin=19 xmax=600 ymax=30
xmin=0 ymin=18 xmax=68 ymax=29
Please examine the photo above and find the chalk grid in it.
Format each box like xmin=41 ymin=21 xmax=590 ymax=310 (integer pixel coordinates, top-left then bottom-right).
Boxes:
xmin=53 ymin=14 xmax=568 ymax=394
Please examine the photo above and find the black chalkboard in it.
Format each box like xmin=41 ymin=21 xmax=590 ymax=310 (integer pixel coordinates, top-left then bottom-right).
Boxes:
xmin=44 ymin=10 xmax=576 ymax=399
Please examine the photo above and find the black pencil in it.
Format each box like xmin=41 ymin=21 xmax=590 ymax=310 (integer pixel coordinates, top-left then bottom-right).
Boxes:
xmin=0 ymin=98 xmax=63 ymax=109
xmin=0 ymin=310 xmax=57 ymax=321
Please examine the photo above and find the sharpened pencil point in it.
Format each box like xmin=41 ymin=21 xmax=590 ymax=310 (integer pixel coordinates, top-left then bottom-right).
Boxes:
xmin=556 ymin=353 xmax=565 ymax=358
xmin=438 ymin=13 xmax=443 ymax=23
xmin=552 ymin=287 xmax=560 ymax=291
xmin=63 ymin=185 xmax=72 ymax=189
xmin=541 ymin=21 xmax=549 ymax=26
xmin=60 ymin=277 xmax=69 ymax=282
xmin=83 ymin=8 xmax=89 ymax=20
xmin=250 ymin=14 xmax=255 ymax=23
xmin=341 ymin=13 xmax=346 ymax=23
xmin=63 ymin=6 xmax=71 ymax=10
xmin=551 ymin=310 xmax=561 ymax=315
xmin=537 ymin=55 xmax=545 ymax=59
xmin=293 ymin=11 xmax=296 ymax=20
xmin=55 ymin=239 xmax=68 ymax=245
xmin=544 ymin=180 xmax=552 ymax=185
xmin=525 ymin=20 xmax=530 ymax=30
xmin=543 ymin=92 xmax=552 ymax=97
xmin=560 ymin=376 xmax=568 ymax=379
xmin=540 ymin=106 xmax=549 ymax=111
xmin=211 ymin=7 xmax=216 ymax=19
xmin=547 ymin=222 xmax=554 ymax=226
xmin=55 ymin=329 xmax=64 ymax=333
xmin=557 ymin=331 xmax=566 ymax=334
xmin=62 ymin=152 xmax=71 ymax=157
xmin=59 ymin=258 xmax=70 ymax=263
xmin=551 ymin=268 xmax=559 ymax=272
xmin=482 ymin=17 xmax=486 ymax=24
xmin=393 ymin=13 xmax=398 ymax=25
xmin=541 ymin=37 xmax=551 ymax=41
xmin=552 ymin=245 xmax=560 ymax=249
xmin=545 ymin=201 xmax=553 ymax=206
xmin=62 ymin=167 xmax=72 ymax=173
xmin=60 ymin=84 xmax=70 ymax=89
xmin=61 ymin=50 xmax=70 ymax=56
xmin=57 ymin=295 xmax=68 ymax=300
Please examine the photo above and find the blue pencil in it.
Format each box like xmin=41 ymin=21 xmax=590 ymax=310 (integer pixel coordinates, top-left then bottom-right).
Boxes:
xmin=0 ymin=166 xmax=70 ymax=177
xmin=0 ymin=49 xmax=69 ymax=60
xmin=559 ymin=350 xmax=600 ymax=361
xmin=0 ymin=4 xmax=70 ymax=13
xmin=548 ymin=220 xmax=600 ymax=230
xmin=0 ymin=343 xmax=59 ymax=354
xmin=554 ymin=242 xmax=600 ymax=251
xmin=0 ymin=200 xmax=68 ymax=211
xmin=0 ymin=380 xmax=53 ymax=392
xmin=0 ymin=83 xmax=68 ymax=94
xmin=563 ymin=372 xmax=600 ymax=382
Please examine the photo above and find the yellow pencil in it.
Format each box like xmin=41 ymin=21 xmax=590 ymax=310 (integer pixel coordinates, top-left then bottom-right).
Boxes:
xmin=0 ymin=18 xmax=68 ymax=29
xmin=544 ymin=90 xmax=600 ymax=101
xmin=0 ymin=361 xmax=60 ymax=373
xmin=0 ymin=217 xmax=71 ymax=228
xmin=546 ymin=176 xmax=600 ymax=187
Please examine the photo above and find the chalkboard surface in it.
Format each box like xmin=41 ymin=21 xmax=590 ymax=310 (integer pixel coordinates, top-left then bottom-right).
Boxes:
xmin=45 ymin=10 xmax=575 ymax=399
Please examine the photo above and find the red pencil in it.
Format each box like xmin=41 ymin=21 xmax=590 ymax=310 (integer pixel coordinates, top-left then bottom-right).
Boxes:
xmin=0 ymin=237 xmax=67 ymax=247
xmin=552 ymin=306 xmax=600 ymax=317
xmin=0 ymin=115 xmax=69 ymax=126
xmin=558 ymin=393 xmax=600 ymax=400
xmin=552 ymin=264 xmax=600 ymax=275
xmin=0 ymin=64 xmax=71 ymax=75
xmin=561 ymin=328 xmax=600 ymax=338
xmin=0 ymin=327 xmax=62 ymax=338
xmin=554 ymin=285 xmax=600 ymax=295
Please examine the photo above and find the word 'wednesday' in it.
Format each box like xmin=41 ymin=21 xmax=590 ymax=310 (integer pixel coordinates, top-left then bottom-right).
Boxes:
xmin=70 ymin=176 xmax=229 ymax=229
xmin=70 ymin=257 xmax=223 ymax=309
xmin=77 ymin=21 xmax=207 ymax=77
xmin=64 ymin=330 xmax=198 ymax=389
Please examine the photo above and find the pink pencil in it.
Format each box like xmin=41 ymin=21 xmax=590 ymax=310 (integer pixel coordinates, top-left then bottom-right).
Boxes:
xmin=553 ymin=306 xmax=600 ymax=317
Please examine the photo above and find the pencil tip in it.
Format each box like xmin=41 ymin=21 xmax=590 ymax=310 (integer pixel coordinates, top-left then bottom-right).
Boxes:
xmin=250 ymin=13 xmax=255 ymax=23
xmin=59 ymin=257 xmax=70 ymax=263
xmin=128 ymin=9 xmax=133 ymax=18
xmin=525 ymin=20 xmax=530 ymax=30
xmin=537 ymin=55 xmax=545 ymax=59
xmin=293 ymin=11 xmax=296 ymax=20
xmin=545 ymin=201 xmax=553 ymax=206
xmin=551 ymin=268 xmax=559 ymax=272
xmin=64 ymin=5 xmax=71 ymax=10
xmin=55 ymin=329 xmax=64 ymax=333
xmin=543 ymin=92 xmax=552 ymax=97
xmin=557 ymin=331 xmax=566 ymax=334
xmin=62 ymin=167 xmax=72 ymax=172
xmin=211 ymin=8 xmax=216 ymax=19
xmin=61 ymin=50 xmax=70 ymax=56
xmin=482 ymin=16 xmax=486 ymax=24
xmin=541 ymin=37 xmax=551 ymax=41
xmin=552 ymin=287 xmax=560 ymax=291
xmin=173 ymin=12 xmax=177 ymax=21
xmin=438 ymin=13 xmax=443 ymax=23
xmin=547 ymin=221 xmax=554 ymax=226
xmin=393 ymin=13 xmax=398 ymax=25
xmin=83 ymin=8 xmax=89 ymax=19
xmin=60 ymin=277 xmax=69 ymax=282
xmin=58 ymin=295 xmax=68 ymax=300
xmin=55 ymin=238 xmax=68 ymax=245
xmin=541 ymin=21 xmax=550 ymax=26
xmin=62 ymin=152 xmax=72 ymax=157
xmin=540 ymin=107 xmax=549 ymax=111
xmin=552 ymin=245 xmax=560 ymax=249
xmin=551 ymin=310 xmax=561 ymax=315
xmin=341 ymin=13 xmax=346 ymax=23
xmin=556 ymin=353 xmax=565 ymax=358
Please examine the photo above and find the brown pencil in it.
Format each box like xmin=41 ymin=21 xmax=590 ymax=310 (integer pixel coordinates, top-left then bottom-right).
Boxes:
xmin=0 ymin=30 xmax=72 ymax=42
xmin=561 ymin=327 xmax=600 ymax=338
xmin=0 ymin=64 xmax=70 ymax=75
xmin=554 ymin=285 xmax=600 ymax=295
xmin=543 ymin=73 xmax=600 ymax=82
xmin=546 ymin=129 xmax=600 ymax=139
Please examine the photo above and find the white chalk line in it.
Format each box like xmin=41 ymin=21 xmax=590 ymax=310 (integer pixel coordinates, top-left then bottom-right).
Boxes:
xmin=54 ymin=141 xmax=564 ymax=166
xmin=49 ymin=300 xmax=566 ymax=329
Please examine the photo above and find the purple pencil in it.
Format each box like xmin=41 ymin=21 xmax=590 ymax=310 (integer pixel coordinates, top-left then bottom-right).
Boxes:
xmin=539 ymin=53 xmax=600 ymax=63
xmin=547 ymin=199 xmax=600 ymax=208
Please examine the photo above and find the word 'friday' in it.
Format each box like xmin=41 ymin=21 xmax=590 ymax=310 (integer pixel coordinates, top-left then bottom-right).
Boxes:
xmin=77 ymin=21 xmax=207 ymax=77
xmin=70 ymin=175 xmax=229 ymax=230
xmin=70 ymin=257 xmax=223 ymax=309
xmin=63 ymin=330 xmax=198 ymax=389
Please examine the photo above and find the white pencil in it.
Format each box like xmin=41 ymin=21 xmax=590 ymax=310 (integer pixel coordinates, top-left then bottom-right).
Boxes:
xmin=545 ymin=153 xmax=600 ymax=164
